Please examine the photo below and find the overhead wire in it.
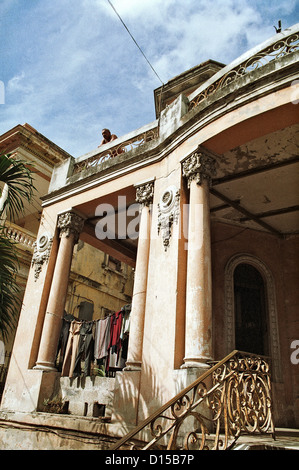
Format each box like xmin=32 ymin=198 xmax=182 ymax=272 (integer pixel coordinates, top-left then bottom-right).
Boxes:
xmin=8 ymin=2 xmax=167 ymax=231
xmin=106 ymin=0 xmax=164 ymax=86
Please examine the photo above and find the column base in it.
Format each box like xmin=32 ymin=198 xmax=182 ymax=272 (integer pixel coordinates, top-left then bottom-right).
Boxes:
xmin=33 ymin=361 xmax=57 ymax=372
xmin=173 ymin=367 xmax=214 ymax=433
xmin=181 ymin=358 xmax=212 ymax=370
xmin=111 ymin=369 xmax=142 ymax=426
xmin=124 ymin=361 xmax=142 ymax=371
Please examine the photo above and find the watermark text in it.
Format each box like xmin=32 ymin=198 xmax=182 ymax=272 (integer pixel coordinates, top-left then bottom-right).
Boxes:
xmin=290 ymin=340 xmax=299 ymax=365
xmin=94 ymin=197 xmax=205 ymax=250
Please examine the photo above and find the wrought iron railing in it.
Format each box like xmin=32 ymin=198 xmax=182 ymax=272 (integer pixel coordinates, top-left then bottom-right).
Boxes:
xmin=189 ymin=25 xmax=299 ymax=109
xmin=110 ymin=350 xmax=275 ymax=450
xmin=73 ymin=125 xmax=159 ymax=175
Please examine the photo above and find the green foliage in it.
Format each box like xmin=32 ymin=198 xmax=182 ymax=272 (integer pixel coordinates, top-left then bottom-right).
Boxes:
xmin=0 ymin=154 xmax=36 ymax=340
xmin=0 ymin=154 xmax=35 ymax=221
xmin=94 ymin=365 xmax=106 ymax=377
xmin=0 ymin=231 xmax=20 ymax=341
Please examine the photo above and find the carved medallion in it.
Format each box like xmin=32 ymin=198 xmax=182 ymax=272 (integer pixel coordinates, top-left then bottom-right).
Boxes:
xmin=157 ymin=186 xmax=180 ymax=251
xmin=32 ymin=232 xmax=53 ymax=280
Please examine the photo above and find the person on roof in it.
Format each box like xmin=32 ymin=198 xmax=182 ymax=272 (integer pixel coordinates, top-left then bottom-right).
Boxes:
xmin=98 ymin=128 xmax=118 ymax=147
xmin=98 ymin=128 xmax=124 ymax=156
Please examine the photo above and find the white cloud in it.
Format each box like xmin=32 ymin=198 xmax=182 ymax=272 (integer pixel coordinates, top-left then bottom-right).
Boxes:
xmin=0 ymin=0 xmax=297 ymax=157
xmin=7 ymin=72 xmax=27 ymax=92
xmin=96 ymin=0 xmax=271 ymax=82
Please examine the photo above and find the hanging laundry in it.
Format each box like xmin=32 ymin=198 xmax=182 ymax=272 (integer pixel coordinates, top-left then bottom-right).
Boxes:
xmin=72 ymin=322 xmax=95 ymax=377
xmin=107 ymin=311 xmax=123 ymax=371
xmin=57 ymin=303 xmax=132 ymax=377
xmin=61 ymin=321 xmax=81 ymax=377
xmin=119 ymin=304 xmax=131 ymax=366
xmin=120 ymin=304 xmax=131 ymax=340
xmin=94 ymin=316 xmax=111 ymax=361
xmin=56 ymin=312 xmax=75 ymax=370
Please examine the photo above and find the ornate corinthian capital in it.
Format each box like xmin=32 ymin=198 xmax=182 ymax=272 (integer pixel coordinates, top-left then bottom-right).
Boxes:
xmin=182 ymin=147 xmax=217 ymax=188
xmin=135 ymin=182 xmax=154 ymax=207
xmin=57 ymin=211 xmax=85 ymax=244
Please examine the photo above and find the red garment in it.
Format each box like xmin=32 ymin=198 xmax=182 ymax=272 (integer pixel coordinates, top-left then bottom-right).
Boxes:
xmin=107 ymin=311 xmax=123 ymax=370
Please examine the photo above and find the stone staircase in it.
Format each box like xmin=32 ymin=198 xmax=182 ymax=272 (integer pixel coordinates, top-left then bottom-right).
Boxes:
xmin=0 ymin=409 xmax=298 ymax=450
xmin=232 ymin=428 xmax=299 ymax=450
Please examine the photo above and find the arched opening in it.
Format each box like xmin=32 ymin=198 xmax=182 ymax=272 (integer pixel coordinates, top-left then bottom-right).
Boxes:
xmin=233 ymin=263 xmax=268 ymax=355
xmin=225 ymin=254 xmax=281 ymax=381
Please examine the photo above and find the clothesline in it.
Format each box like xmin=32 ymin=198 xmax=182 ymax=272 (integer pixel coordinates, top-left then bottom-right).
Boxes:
xmin=62 ymin=305 xmax=130 ymax=324
xmin=56 ymin=305 xmax=131 ymax=378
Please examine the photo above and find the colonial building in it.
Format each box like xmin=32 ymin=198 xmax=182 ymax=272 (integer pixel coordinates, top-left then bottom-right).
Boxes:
xmin=0 ymin=24 xmax=298 ymax=450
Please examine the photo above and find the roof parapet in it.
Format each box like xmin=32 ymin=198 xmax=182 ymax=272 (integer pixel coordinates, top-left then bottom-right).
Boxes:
xmin=189 ymin=23 xmax=299 ymax=109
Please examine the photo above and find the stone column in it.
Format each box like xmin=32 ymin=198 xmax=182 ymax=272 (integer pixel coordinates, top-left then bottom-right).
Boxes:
xmin=125 ymin=182 xmax=154 ymax=370
xmin=181 ymin=148 xmax=216 ymax=368
xmin=35 ymin=210 xmax=85 ymax=371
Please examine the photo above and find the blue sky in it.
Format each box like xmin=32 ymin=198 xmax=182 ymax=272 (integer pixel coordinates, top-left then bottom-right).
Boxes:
xmin=0 ymin=0 xmax=298 ymax=158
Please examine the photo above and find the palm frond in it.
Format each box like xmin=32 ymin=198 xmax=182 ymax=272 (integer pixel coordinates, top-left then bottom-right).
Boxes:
xmin=0 ymin=230 xmax=20 ymax=341
xmin=0 ymin=154 xmax=36 ymax=340
xmin=0 ymin=154 xmax=36 ymax=222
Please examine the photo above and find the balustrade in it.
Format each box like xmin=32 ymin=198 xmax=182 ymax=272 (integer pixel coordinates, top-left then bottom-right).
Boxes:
xmin=73 ymin=127 xmax=159 ymax=175
xmin=4 ymin=223 xmax=36 ymax=250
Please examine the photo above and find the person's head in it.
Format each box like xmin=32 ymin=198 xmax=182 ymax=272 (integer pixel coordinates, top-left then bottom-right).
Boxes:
xmin=102 ymin=128 xmax=111 ymax=140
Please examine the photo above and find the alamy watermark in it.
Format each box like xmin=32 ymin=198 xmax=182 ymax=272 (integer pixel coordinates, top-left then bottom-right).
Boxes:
xmin=94 ymin=197 xmax=205 ymax=250
xmin=95 ymin=197 xmax=140 ymax=241
xmin=290 ymin=340 xmax=299 ymax=365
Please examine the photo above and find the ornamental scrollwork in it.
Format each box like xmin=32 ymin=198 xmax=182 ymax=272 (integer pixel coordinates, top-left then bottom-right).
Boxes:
xmin=111 ymin=351 xmax=275 ymax=451
xmin=189 ymin=30 xmax=299 ymax=109
xmin=73 ymin=127 xmax=159 ymax=174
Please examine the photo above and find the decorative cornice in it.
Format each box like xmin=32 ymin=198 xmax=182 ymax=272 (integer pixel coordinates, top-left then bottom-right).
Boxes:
xmin=135 ymin=182 xmax=154 ymax=207
xmin=57 ymin=211 xmax=85 ymax=244
xmin=0 ymin=124 xmax=71 ymax=166
xmin=182 ymin=147 xmax=217 ymax=188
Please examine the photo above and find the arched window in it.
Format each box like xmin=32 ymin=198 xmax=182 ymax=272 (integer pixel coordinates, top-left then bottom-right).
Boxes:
xmin=225 ymin=254 xmax=281 ymax=381
xmin=234 ymin=263 xmax=268 ymax=355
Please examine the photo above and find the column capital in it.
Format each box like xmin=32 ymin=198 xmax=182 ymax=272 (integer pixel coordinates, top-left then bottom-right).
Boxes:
xmin=57 ymin=210 xmax=85 ymax=244
xmin=135 ymin=181 xmax=154 ymax=207
xmin=182 ymin=147 xmax=217 ymax=188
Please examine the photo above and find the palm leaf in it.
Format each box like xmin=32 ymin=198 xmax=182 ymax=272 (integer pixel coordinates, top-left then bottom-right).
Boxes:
xmin=0 ymin=154 xmax=36 ymax=221
xmin=0 ymin=154 xmax=36 ymax=340
xmin=0 ymin=229 xmax=20 ymax=341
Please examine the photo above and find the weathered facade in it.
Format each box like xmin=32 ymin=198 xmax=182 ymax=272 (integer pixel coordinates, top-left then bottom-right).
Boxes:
xmin=0 ymin=25 xmax=298 ymax=449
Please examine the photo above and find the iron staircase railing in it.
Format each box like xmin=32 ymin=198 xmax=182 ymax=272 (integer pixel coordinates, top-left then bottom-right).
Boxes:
xmin=110 ymin=350 xmax=275 ymax=450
